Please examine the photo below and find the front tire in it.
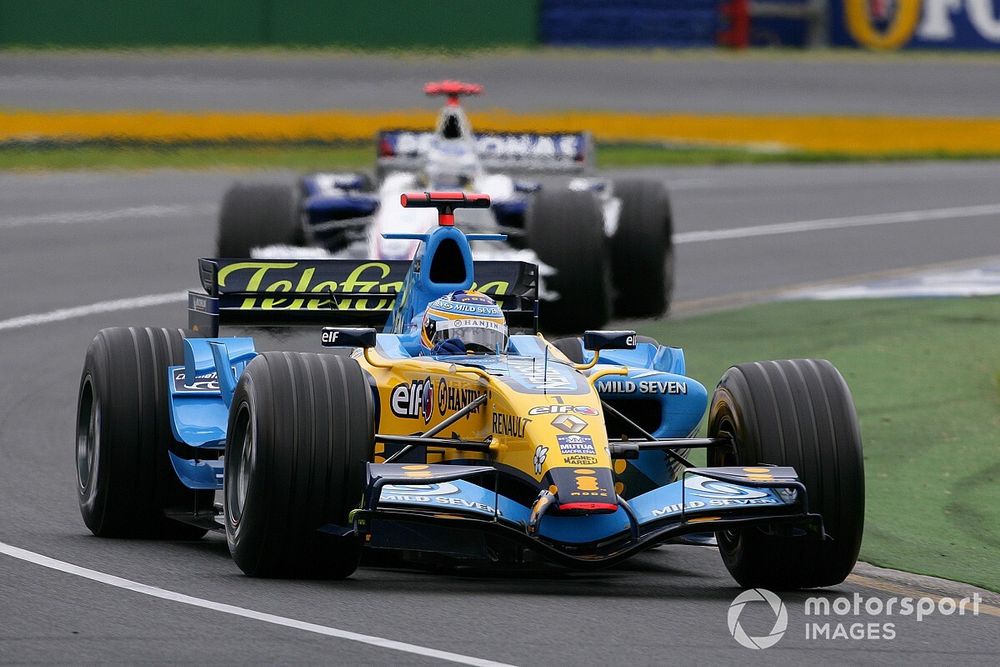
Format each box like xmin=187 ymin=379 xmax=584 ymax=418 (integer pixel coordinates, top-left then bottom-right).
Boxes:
xmin=224 ymin=352 xmax=374 ymax=578
xmin=527 ymin=189 xmax=611 ymax=334
xmin=217 ymin=182 xmax=304 ymax=257
xmin=76 ymin=327 xmax=213 ymax=539
xmin=610 ymin=179 xmax=674 ymax=319
xmin=708 ymin=359 xmax=865 ymax=589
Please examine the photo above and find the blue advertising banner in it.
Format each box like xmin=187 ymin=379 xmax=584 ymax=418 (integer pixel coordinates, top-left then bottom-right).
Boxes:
xmin=540 ymin=0 xmax=720 ymax=47
xmin=831 ymin=0 xmax=1000 ymax=49
xmin=750 ymin=0 xmax=812 ymax=46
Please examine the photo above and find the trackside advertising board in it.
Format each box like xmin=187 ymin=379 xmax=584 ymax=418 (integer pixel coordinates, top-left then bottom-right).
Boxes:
xmin=831 ymin=0 xmax=1000 ymax=49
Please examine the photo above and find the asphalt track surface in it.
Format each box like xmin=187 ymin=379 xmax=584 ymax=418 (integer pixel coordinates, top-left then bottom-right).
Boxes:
xmin=2 ymin=162 xmax=1000 ymax=664
xmin=1 ymin=50 xmax=999 ymax=116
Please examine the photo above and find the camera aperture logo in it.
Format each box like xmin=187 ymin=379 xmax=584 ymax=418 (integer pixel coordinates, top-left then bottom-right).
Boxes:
xmin=728 ymin=588 xmax=788 ymax=649
xmin=728 ymin=588 xmax=983 ymax=648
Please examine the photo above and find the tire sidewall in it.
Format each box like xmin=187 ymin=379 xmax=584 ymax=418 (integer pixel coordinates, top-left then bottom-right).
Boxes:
xmin=706 ymin=379 xmax=762 ymax=572
xmin=76 ymin=338 xmax=113 ymax=533
xmin=225 ymin=369 xmax=272 ymax=573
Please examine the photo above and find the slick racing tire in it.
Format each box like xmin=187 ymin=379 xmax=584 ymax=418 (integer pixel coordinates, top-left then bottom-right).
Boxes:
xmin=225 ymin=352 xmax=374 ymax=578
xmin=76 ymin=327 xmax=213 ymax=539
xmin=610 ymin=179 xmax=674 ymax=319
xmin=527 ymin=189 xmax=611 ymax=334
xmin=217 ymin=182 xmax=304 ymax=257
xmin=707 ymin=359 xmax=865 ymax=589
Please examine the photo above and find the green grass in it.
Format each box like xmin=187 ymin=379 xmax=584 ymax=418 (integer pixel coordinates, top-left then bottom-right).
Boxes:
xmin=0 ymin=143 xmax=374 ymax=171
xmin=3 ymin=142 xmax=1000 ymax=171
xmin=633 ymin=296 xmax=1000 ymax=592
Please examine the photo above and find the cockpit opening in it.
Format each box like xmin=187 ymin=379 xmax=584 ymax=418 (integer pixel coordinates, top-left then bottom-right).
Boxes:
xmin=441 ymin=113 xmax=463 ymax=139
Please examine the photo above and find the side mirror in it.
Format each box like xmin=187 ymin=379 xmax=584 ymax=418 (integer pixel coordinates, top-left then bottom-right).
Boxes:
xmin=321 ymin=327 xmax=377 ymax=349
xmin=583 ymin=330 xmax=637 ymax=352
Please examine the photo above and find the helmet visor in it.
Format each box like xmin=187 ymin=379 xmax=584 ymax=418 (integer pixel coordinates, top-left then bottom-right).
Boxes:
xmin=431 ymin=317 xmax=507 ymax=354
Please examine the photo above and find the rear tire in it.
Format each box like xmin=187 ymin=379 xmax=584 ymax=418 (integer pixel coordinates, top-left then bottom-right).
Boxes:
xmin=224 ymin=352 xmax=374 ymax=578
xmin=76 ymin=327 xmax=213 ymax=539
xmin=217 ymin=182 xmax=304 ymax=257
xmin=707 ymin=359 xmax=865 ymax=589
xmin=611 ymin=179 xmax=674 ymax=319
xmin=527 ymin=189 xmax=611 ymax=334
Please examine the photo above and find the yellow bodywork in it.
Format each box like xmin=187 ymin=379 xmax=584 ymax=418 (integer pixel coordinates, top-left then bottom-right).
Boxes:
xmin=356 ymin=337 xmax=625 ymax=487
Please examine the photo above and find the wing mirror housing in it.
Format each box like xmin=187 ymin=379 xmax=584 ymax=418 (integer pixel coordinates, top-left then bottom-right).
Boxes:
xmin=583 ymin=330 xmax=638 ymax=353
xmin=321 ymin=327 xmax=377 ymax=349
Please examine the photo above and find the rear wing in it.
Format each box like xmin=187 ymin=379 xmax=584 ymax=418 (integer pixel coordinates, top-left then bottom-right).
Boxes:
xmin=188 ymin=258 xmax=538 ymax=338
xmin=377 ymin=129 xmax=594 ymax=175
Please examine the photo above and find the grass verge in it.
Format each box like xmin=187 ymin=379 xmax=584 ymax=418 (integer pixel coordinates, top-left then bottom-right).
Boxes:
xmin=0 ymin=143 xmax=374 ymax=171
xmin=2 ymin=142 xmax=1000 ymax=171
xmin=634 ymin=296 xmax=1000 ymax=592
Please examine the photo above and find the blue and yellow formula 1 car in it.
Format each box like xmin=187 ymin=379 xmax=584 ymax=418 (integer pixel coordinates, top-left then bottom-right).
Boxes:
xmin=75 ymin=192 xmax=864 ymax=589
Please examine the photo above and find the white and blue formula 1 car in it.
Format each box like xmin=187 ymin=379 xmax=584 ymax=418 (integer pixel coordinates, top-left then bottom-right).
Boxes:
xmin=216 ymin=81 xmax=673 ymax=334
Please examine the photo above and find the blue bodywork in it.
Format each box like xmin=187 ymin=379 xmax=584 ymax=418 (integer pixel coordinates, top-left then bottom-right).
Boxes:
xmin=167 ymin=337 xmax=255 ymax=490
xmin=300 ymin=174 xmax=379 ymax=246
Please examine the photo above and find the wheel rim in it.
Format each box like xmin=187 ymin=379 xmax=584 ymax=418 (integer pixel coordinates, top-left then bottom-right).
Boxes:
xmin=76 ymin=376 xmax=100 ymax=490
xmin=713 ymin=413 xmax=740 ymax=547
xmin=237 ymin=425 xmax=253 ymax=517
xmin=718 ymin=523 xmax=744 ymax=556
xmin=227 ymin=403 xmax=254 ymax=526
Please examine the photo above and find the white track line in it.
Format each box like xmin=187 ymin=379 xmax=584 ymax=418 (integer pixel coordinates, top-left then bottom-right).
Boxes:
xmin=0 ymin=292 xmax=187 ymax=332
xmin=0 ymin=204 xmax=215 ymax=229
xmin=0 ymin=541 xmax=513 ymax=666
xmin=675 ymin=203 xmax=1000 ymax=244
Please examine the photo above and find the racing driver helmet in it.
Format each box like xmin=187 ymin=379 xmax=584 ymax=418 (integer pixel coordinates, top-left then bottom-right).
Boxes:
xmin=420 ymin=291 xmax=508 ymax=355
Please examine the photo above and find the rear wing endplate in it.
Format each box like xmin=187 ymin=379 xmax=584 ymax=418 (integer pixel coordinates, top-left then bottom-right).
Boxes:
xmin=188 ymin=258 xmax=538 ymax=338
